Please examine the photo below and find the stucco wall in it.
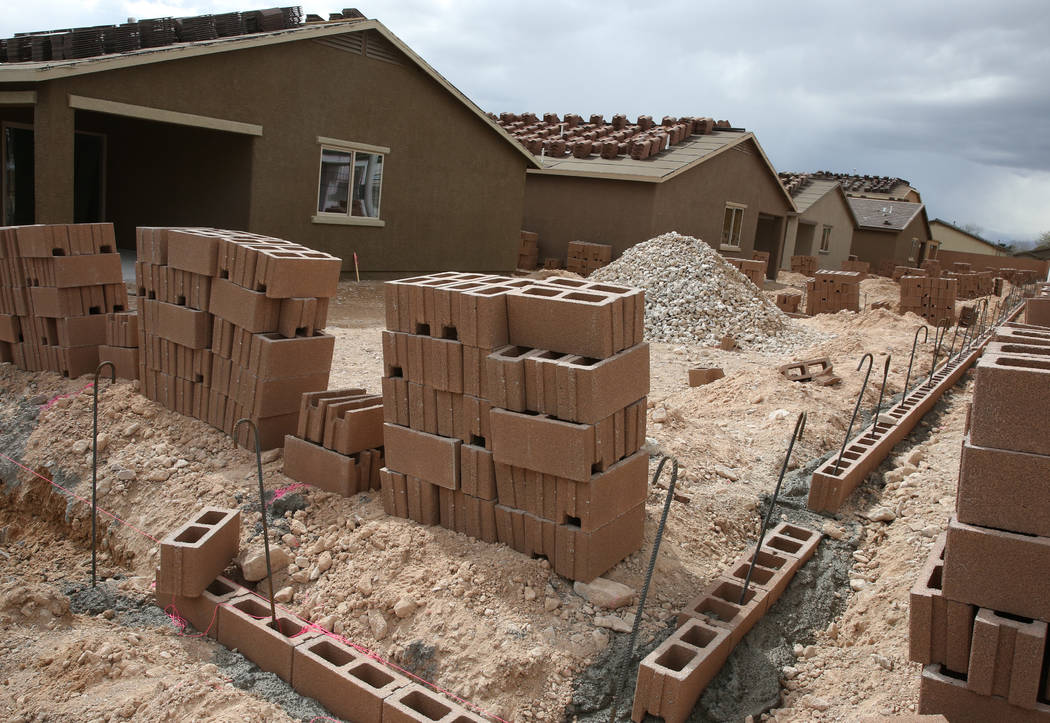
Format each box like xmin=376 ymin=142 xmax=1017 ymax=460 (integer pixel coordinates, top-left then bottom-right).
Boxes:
xmin=931 ymin=223 xmax=1005 ymax=256
xmin=6 ymin=30 xmax=529 ymax=273
xmin=799 ymin=189 xmax=854 ymax=270
xmin=851 ymin=212 xmax=930 ymax=267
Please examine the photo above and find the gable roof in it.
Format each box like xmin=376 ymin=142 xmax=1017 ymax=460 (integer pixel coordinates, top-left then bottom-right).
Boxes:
xmin=780 ymin=170 xmax=919 ymax=202
xmin=0 ymin=17 xmax=539 ymax=168
xmin=785 ymin=178 xmax=840 ymax=213
xmin=929 ymin=219 xmax=1002 ymax=252
xmin=848 ymin=197 xmax=925 ymax=231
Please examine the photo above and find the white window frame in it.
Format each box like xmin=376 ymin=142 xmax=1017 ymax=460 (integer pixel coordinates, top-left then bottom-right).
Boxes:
xmin=719 ymin=202 xmax=746 ymax=251
xmin=819 ymin=225 xmax=832 ymax=253
xmin=312 ymin=136 xmax=389 ymax=228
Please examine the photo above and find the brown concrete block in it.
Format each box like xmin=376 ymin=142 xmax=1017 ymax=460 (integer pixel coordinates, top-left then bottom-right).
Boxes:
xmin=554 ymin=342 xmax=650 ymax=423
xmin=459 ymin=444 xmax=496 ymax=500
xmin=382 ymin=377 xmax=410 ymax=427
xmin=1026 ymin=297 xmax=1050 ymax=327
xmin=292 ymin=636 xmax=409 ymax=723
xmin=688 ymin=367 xmax=724 ymax=387
xmin=47 ymin=254 xmax=122 ymax=288
xmin=554 ymin=501 xmax=644 ymax=582
xmin=407 ymin=476 xmax=441 ymax=525
xmin=97 ymin=345 xmax=140 ymax=380
xmin=678 ymin=576 xmax=769 ymax=646
xmin=0 ymin=314 xmax=19 ymax=344
xmin=490 ymin=409 xmax=595 ymax=482
xmin=380 ymin=467 xmax=409 ymax=518
xmin=296 ymin=388 xmax=366 ymax=440
xmin=383 ymin=683 xmax=487 ymax=722
xmin=631 ymin=618 xmax=734 ymax=723
xmin=910 ymin=536 xmax=948 ymax=666
xmin=216 ymin=593 xmax=312 ymax=683
xmin=970 ymin=352 xmax=1050 ymax=455
xmin=461 ymin=343 xmax=491 ymax=398
xmin=58 ymin=344 xmax=100 ymax=378
xmin=507 ymin=285 xmax=620 ymax=358
xmin=141 ymin=299 xmax=212 ymax=349
xmin=158 ymin=508 xmax=240 ymax=598
xmin=383 ymin=423 xmax=461 ymax=489
xmin=943 ymin=515 xmax=1050 ymax=621
xmin=154 ymin=574 xmax=239 ymax=639
xmin=247 ymin=332 xmax=335 ymax=379
xmin=282 ymin=435 xmax=355 ymax=496
xmin=209 ymin=277 xmax=281 ymax=333
xmin=254 ymin=246 xmax=341 ymax=299
xmin=326 ymin=402 xmax=384 ymax=455
xmin=424 ymin=337 xmax=464 ymax=393
xmin=724 ymin=548 xmax=796 ymax=605
xmin=29 ymin=283 xmax=127 ymax=317
xmin=957 ymin=434 xmax=1050 ymax=537
xmin=967 ymin=607 xmax=1047 ymax=707
xmin=168 ymin=229 xmax=221 ymax=276
xmin=234 ymin=412 xmax=299 ymax=451
xmin=759 ymin=522 xmax=822 ymax=564
xmin=919 ymin=663 xmax=1050 ymax=721
xmin=485 ymin=345 xmax=541 ymax=411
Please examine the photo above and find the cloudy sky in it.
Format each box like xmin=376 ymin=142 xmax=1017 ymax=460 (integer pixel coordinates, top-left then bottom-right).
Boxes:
xmin=4 ymin=0 xmax=1050 ymax=244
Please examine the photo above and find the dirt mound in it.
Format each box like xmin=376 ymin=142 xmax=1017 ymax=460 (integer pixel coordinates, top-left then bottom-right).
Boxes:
xmin=590 ymin=232 xmax=826 ymax=352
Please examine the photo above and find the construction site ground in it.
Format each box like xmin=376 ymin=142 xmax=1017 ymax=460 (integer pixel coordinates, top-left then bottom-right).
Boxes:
xmin=0 ymin=271 xmax=997 ymax=722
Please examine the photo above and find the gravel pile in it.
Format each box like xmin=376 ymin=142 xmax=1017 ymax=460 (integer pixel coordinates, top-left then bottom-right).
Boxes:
xmin=590 ymin=232 xmax=828 ymax=352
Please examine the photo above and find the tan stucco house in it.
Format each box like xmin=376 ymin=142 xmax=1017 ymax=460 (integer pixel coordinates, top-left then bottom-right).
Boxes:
xmin=930 ymin=219 xmax=1007 ymax=256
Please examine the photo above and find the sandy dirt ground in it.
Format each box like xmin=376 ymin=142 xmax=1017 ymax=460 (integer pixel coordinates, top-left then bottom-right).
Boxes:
xmin=0 ymin=271 xmax=1004 ymax=722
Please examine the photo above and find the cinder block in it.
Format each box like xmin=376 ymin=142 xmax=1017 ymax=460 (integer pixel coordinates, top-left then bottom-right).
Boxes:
xmin=254 ymin=246 xmax=341 ymax=299
xmin=556 ymin=501 xmax=644 ymax=582
xmin=724 ymin=548 xmax=796 ymax=604
xmin=759 ymin=521 xmax=822 ymax=564
xmin=296 ymin=388 xmax=366 ymax=441
xmin=1025 ymin=297 xmax=1050 ymax=327
xmin=380 ymin=467 xmax=409 ymax=518
xmin=919 ymin=663 xmax=1050 ymax=721
xmin=209 ymin=277 xmax=281 ymax=333
xmin=382 ymin=377 xmax=410 ymax=427
xmin=48 ymin=254 xmax=123 ymax=288
xmin=678 ymin=577 xmax=769 ymax=646
xmin=383 ymin=423 xmax=461 ymax=489
xmin=247 ymin=332 xmax=335 ymax=379
xmin=484 ymin=345 xmax=541 ymax=411
xmin=216 ymin=593 xmax=312 ymax=682
xmin=382 ymin=683 xmax=487 ymax=722
xmin=970 ymin=352 xmax=1050 ymax=456
xmin=967 ymin=607 xmax=1047 ymax=707
xmin=154 ymin=573 xmax=239 ymax=639
xmin=957 ymin=434 xmax=1050 ymax=537
xmin=158 ymin=508 xmax=240 ymax=598
xmin=490 ymin=409 xmax=595 ymax=482
xmin=328 ymin=403 xmax=384 ymax=456
xmin=282 ymin=435 xmax=356 ymax=496
xmin=292 ymin=636 xmax=409 ymax=723
xmin=943 ymin=515 xmax=1050 ymax=621
xmin=406 ymin=476 xmax=441 ymax=525
xmin=688 ymin=367 xmax=724 ymax=387
xmin=631 ymin=618 xmax=734 ymax=723
xmin=142 ymin=299 xmax=212 ymax=349
xmin=459 ymin=444 xmax=496 ymax=500
xmin=167 ymin=229 xmax=221 ymax=276
xmin=908 ymin=535 xmax=975 ymax=673
xmin=507 ymin=284 xmax=638 ymax=359
xmin=0 ymin=314 xmax=19 ymax=344
xmin=97 ymin=345 xmax=140 ymax=380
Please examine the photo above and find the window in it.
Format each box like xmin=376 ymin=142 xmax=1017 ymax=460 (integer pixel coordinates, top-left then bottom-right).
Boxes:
xmin=720 ymin=204 xmax=745 ymax=249
xmin=819 ymin=225 xmax=832 ymax=253
xmin=313 ymin=137 xmax=388 ymax=226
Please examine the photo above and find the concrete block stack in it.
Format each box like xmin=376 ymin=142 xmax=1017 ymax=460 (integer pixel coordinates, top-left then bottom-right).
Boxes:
xmin=1000 ymin=268 xmax=1040 ymax=286
xmin=282 ymin=388 xmax=384 ymax=497
xmin=135 ymin=227 xmax=341 ymax=449
xmin=790 ymin=255 xmax=817 ymax=276
xmin=101 ymin=312 xmax=140 ymax=379
xmin=517 ymin=230 xmax=539 ymax=270
xmin=921 ymin=258 xmax=942 ymax=278
xmin=1027 ymin=284 xmax=1050 ymax=327
xmin=0 ymin=223 xmax=127 ymax=376
xmin=899 ymin=275 xmax=957 ymax=324
xmin=379 ymin=272 xmax=649 ymax=582
xmin=912 ymin=337 xmax=1050 ymax=718
xmin=840 ymin=259 xmax=870 ymax=277
xmin=566 ymin=240 xmax=613 ymax=276
xmin=726 ymin=257 xmax=766 ymax=287
xmin=804 ymin=270 xmax=861 ymax=315
xmin=894 ymin=265 xmax=925 ymax=281
xmin=945 ymin=269 xmax=994 ymax=300
xmin=775 ymin=290 xmax=801 ymax=314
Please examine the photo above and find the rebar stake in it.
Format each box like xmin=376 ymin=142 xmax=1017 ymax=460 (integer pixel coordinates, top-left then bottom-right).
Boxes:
xmin=92 ymin=361 xmax=116 ymax=588
xmin=234 ymin=418 xmax=278 ymax=629
xmin=903 ymin=325 xmax=929 ymax=399
xmin=740 ymin=412 xmax=806 ymax=604
xmin=927 ymin=318 xmax=951 ymax=388
xmin=869 ymin=355 xmax=891 ymax=441
xmin=833 ymin=353 xmax=873 ymax=475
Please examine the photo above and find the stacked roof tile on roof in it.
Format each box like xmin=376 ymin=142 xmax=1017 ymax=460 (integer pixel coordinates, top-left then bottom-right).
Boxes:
xmin=493 ymin=112 xmax=734 ymax=161
xmin=779 ymin=171 xmax=915 ymax=200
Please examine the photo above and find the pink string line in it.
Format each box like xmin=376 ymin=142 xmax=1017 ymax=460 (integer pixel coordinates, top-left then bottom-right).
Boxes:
xmin=40 ymin=381 xmax=95 ymax=410
xmin=268 ymin=482 xmax=308 ymax=506
xmin=1 ymin=446 xmax=510 ymax=723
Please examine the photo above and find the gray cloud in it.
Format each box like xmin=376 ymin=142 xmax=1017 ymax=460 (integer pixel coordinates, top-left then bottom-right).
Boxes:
xmin=3 ymin=0 xmax=1050 ymax=239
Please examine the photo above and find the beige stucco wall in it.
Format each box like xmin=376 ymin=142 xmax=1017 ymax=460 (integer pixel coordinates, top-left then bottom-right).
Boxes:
xmin=5 ymin=31 xmax=530 ymax=273
xmin=931 ymin=222 xmax=1005 ymax=256
xmin=794 ymin=188 xmax=854 ymax=270
xmin=851 ymin=211 xmax=931 ymax=267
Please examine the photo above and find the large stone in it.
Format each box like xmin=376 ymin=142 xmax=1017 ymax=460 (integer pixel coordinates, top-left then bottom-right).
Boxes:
xmin=238 ymin=546 xmax=292 ymax=582
xmin=573 ymin=578 xmax=635 ymax=609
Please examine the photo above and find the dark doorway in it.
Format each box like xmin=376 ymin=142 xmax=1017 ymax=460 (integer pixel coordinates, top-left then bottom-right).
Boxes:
xmin=754 ymin=214 xmax=783 ymax=279
xmin=2 ymin=124 xmax=35 ymax=226
xmin=74 ymin=131 xmax=106 ymax=223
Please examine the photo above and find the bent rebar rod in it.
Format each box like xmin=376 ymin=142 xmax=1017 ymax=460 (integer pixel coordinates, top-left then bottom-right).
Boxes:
xmin=833 ymin=353 xmax=874 ymax=475
xmin=92 ymin=361 xmax=116 ymax=587
xmin=869 ymin=355 xmax=892 ymax=441
xmin=234 ymin=418 xmax=278 ymax=629
xmin=903 ymin=325 xmax=928 ymax=398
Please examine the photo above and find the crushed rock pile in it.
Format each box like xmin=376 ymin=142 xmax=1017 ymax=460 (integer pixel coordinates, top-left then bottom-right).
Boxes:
xmin=589 ymin=232 xmax=828 ymax=352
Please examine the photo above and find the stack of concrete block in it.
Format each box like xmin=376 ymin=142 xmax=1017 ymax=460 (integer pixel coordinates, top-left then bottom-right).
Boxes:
xmin=913 ymin=338 xmax=1050 ymax=718
xmin=894 ymin=265 xmax=925 ymax=281
xmin=100 ymin=312 xmax=140 ymax=379
xmin=790 ymin=255 xmax=817 ymax=276
xmin=566 ymin=240 xmax=613 ymax=276
xmin=751 ymin=250 xmax=770 ymax=269
xmin=517 ymin=230 xmax=539 ymax=270
xmin=1027 ymin=284 xmax=1050 ymax=327
xmin=379 ymin=272 xmax=649 ymax=582
xmin=543 ymin=258 xmax=560 ymax=270
xmin=633 ymin=522 xmax=822 ymax=723
xmin=950 ymin=270 xmax=994 ymax=300
xmin=0 ymin=223 xmax=127 ymax=376
xmin=899 ymin=275 xmax=957 ymax=324
xmin=282 ymin=388 xmax=384 ymax=496
xmin=840 ymin=259 xmax=870 ymax=278
xmin=775 ymin=290 xmax=801 ymax=314
xmin=804 ymin=270 xmax=861 ymax=314
xmin=726 ymin=257 xmax=766 ymax=287
xmin=135 ymin=227 xmax=340 ymax=449
xmin=922 ymin=258 xmax=942 ymax=278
